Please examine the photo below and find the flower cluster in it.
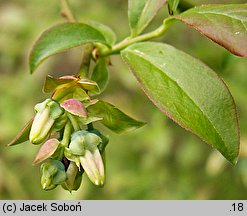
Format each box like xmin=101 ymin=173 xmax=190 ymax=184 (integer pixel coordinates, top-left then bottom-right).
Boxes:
xmin=9 ymin=74 xmax=144 ymax=192
xmin=31 ymin=98 xmax=107 ymax=190
xmin=9 ymin=75 xmax=109 ymax=191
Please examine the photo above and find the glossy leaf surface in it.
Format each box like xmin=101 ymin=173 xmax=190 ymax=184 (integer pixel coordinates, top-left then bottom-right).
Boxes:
xmin=173 ymin=4 xmax=247 ymax=57
xmin=85 ymin=20 xmax=116 ymax=46
xmin=30 ymin=23 xmax=107 ymax=73
xmin=121 ymin=42 xmax=239 ymax=164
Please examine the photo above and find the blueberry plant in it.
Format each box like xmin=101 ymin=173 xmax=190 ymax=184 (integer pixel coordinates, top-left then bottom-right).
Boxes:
xmin=8 ymin=0 xmax=247 ymax=192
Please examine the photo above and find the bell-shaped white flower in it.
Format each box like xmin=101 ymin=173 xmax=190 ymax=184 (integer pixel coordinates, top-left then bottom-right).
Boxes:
xmin=29 ymin=99 xmax=63 ymax=144
xmin=65 ymin=130 xmax=105 ymax=186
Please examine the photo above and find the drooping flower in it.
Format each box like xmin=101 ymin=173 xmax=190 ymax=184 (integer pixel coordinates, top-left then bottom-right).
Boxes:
xmin=65 ymin=130 xmax=105 ymax=186
xmin=29 ymin=99 xmax=64 ymax=144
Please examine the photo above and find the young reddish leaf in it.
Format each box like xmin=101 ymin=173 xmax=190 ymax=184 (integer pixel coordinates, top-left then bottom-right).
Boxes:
xmin=51 ymin=86 xmax=90 ymax=102
xmin=121 ymin=42 xmax=239 ymax=164
xmin=173 ymin=4 xmax=247 ymax=57
xmin=7 ymin=118 xmax=34 ymax=146
xmin=43 ymin=75 xmax=77 ymax=93
xmin=61 ymin=99 xmax=87 ymax=117
xmin=128 ymin=0 xmax=167 ymax=37
xmin=87 ymin=100 xmax=146 ymax=133
xmin=33 ymin=138 xmax=60 ymax=165
xmin=44 ymin=75 xmax=100 ymax=97
xmin=30 ymin=23 xmax=108 ymax=73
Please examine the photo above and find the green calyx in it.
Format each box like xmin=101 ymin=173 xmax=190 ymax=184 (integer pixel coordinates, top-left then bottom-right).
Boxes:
xmin=69 ymin=130 xmax=102 ymax=155
xmin=40 ymin=160 xmax=67 ymax=191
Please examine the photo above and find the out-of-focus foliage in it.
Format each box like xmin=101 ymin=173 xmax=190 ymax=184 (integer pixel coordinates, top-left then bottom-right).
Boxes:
xmin=0 ymin=0 xmax=247 ymax=199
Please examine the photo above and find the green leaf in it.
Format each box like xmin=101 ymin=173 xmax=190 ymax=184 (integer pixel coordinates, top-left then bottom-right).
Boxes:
xmin=91 ymin=58 xmax=109 ymax=92
xmin=78 ymin=79 xmax=100 ymax=96
xmin=85 ymin=20 xmax=116 ymax=46
xmin=7 ymin=118 xmax=33 ymax=146
xmin=128 ymin=0 xmax=167 ymax=37
xmin=173 ymin=4 xmax=247 ymax=57
xmin=121 ymin=42 xmax=239 ymax=164
xmin=87 ymin=100 xmax=146 ymax=134
xmin=82 ymin=99 xmax=98 ymax=108
xmin=78 ymin=116 xmax=103 ymax=125
xmin=76 ymin=101 xmax=103 ymax=124
xmin=30 ymin=23 xmax=107 ymax=73
xmin=168 ymin=0 xmax=180 ymax=14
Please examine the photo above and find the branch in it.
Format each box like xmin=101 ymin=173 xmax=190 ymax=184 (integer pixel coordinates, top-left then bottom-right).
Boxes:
xmin=101 ymin=23 xmax=168 ymax=56
xmin=60 ymin=0 xmax=76 ymax=22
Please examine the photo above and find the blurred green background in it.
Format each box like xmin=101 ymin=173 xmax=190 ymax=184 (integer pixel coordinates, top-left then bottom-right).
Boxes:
xmin=0 ymin=0 xmax=247 ymax=199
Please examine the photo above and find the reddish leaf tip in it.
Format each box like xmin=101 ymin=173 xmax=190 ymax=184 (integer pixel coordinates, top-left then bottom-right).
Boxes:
xmin=61 ymin=99 xmax=87 ymax=117
xmin=32 ymin=138 xmax=60 ymax=165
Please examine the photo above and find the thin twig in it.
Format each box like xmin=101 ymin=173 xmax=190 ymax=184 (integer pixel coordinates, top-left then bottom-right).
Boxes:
xmin=60 ymin=0 xmax=93 ymax=78
xmin=101 ymin=23 xmax=169 ymax=56
xmin=60 ymin=0 xmax=76 ymax=22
